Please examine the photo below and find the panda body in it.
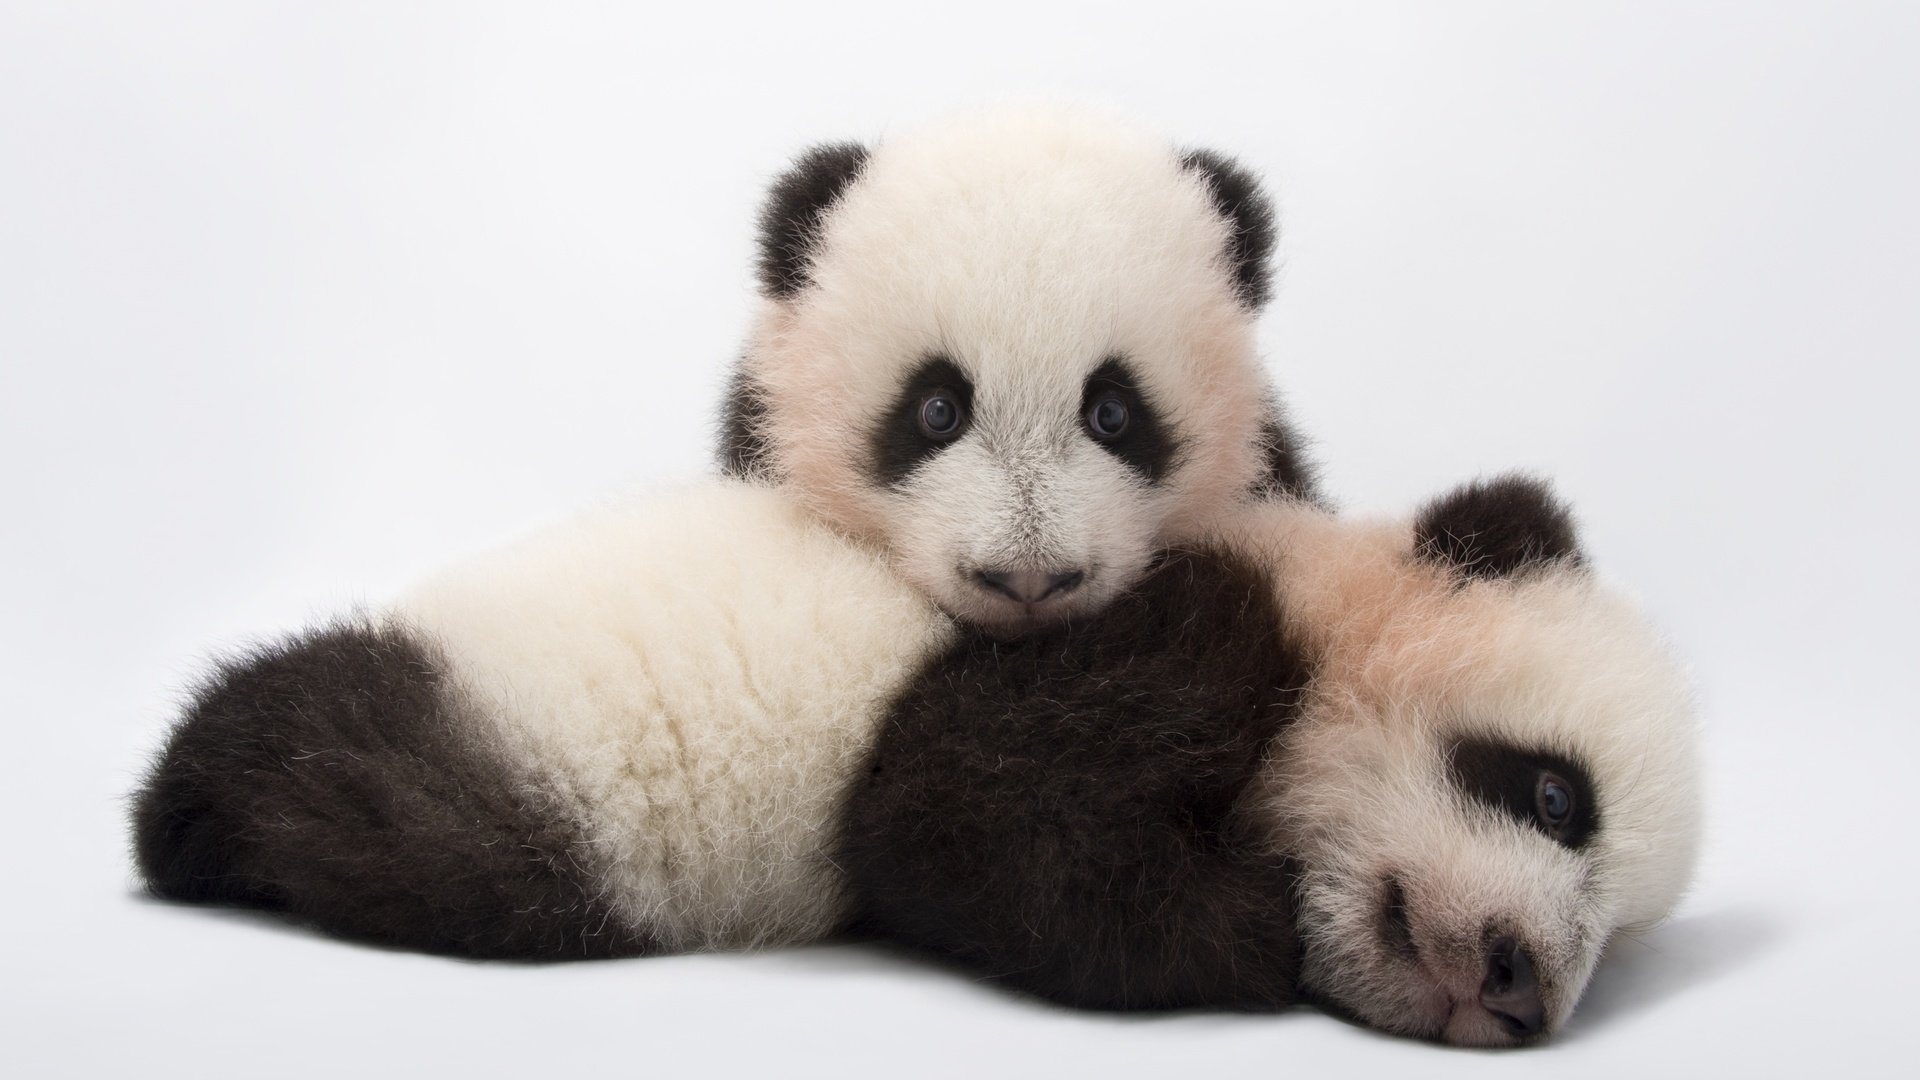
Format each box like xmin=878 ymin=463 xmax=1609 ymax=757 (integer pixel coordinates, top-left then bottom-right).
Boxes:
xmin=135 ymin=477 xmax=1699 ymax=1044
xmin=725 ymin=105 xmax=1316 ymax=631
xmin=837 ymin=476 xmax=1702 ymax=1045
xmin=136 ymin=483 xmax=954 ymax=955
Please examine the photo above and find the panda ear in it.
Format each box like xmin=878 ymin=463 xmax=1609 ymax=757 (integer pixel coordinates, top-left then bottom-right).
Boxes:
xmin=1179 ymin=149 xmax=1277 ymax=311
xmin=1413 ymin=474 xmax=1586 ymax=580
xmin=756 ymin=141 xmax=871 ymax=299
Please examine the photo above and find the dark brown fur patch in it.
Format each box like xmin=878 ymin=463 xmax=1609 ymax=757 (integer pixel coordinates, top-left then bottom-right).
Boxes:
xmin=838 ymin=550 xmax=1309 ymax=1010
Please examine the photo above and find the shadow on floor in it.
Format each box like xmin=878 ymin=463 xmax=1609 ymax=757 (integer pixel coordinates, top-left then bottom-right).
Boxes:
xmin=1559 ymin=905 xmax=1786 ymax=1039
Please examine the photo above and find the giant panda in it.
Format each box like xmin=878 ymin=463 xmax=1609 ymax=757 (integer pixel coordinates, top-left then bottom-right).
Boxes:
xmin=720 ymin=105 xmax=1316 ymax=630
xmin=836 ymin=475 xmax=1701 ymax=1046
xmin=133 ymin=476 xmax=1700 ymax=1047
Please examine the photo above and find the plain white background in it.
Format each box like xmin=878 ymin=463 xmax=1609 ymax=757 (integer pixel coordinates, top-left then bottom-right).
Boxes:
xmin=3 ymin=2 xmax=1914 ymax=1075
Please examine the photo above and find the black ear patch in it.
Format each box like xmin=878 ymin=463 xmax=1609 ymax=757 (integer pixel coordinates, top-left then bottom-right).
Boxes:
xmin=1413 ymin=474 xmax=1584 ymax=580
xmin=756 ymin=141 xmax=870 ymax=299
xmin=1179 ymin=149 xmax=1277 ymax=311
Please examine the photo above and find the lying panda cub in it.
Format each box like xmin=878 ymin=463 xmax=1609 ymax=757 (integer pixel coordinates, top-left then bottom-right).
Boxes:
xmin=838 ymin=475 xmax=1701 ymax=1045
xmin=723 ymin=104 xmax=1316 ymax=630
xmin=132 ymin=477 xmax=1698 ymax=1045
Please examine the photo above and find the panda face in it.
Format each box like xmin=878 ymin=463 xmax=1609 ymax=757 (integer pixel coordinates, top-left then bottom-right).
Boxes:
xmin=1239 ymin=479 xmax=1701 ymax=1045
xmin=1274 ymin=716 xmax=1620 ymax=1045
xmin=727 ymin=105 xmax=1311 ymax=630
xmin=856 ymin=351 xmax=1186 ymax=629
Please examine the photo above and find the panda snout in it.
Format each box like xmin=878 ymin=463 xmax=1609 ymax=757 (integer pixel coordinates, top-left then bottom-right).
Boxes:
xmin=1479 ymin=936 xmax=1544 ymax=1039
xmin=973 ymin=568 xmax=1086 ymax=606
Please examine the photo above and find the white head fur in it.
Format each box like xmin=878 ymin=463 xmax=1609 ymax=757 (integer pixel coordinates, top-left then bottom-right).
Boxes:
xmin=1229 ymin=476 xmax=1702 ymax=1045
xmin=723 ymin=105 xmax=1312 ymax=630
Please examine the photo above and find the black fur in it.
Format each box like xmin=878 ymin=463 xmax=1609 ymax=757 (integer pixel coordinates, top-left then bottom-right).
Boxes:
xmin=838 ymin=550 xmax=1308 ymax=1010
xmin=1179 ymin=149 xmax=1278 ymax=311
xmin=869 ymin=355 xmax=975 ymax=486
xmin=756 ymin=141 xmax=870 ymax=298
xmin=131 ymin=622 xmax=653 ymax=959
xmin=1447 ymin=737 xmax=1600 ymax=850
xmin=718 ymin=362 xmax=774 ymax=477
xmin=1080 ymin=357 xmax=1181 ymax=483
xmin=1413 ymin=474 xmax=1585 ymax=580
xmin=1253 ymin=399 xmax=1322 ymax=503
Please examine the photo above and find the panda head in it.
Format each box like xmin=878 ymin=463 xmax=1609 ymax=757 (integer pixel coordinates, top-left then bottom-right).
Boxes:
xmin=1242 ymin=476 xmax=1702 ymax=1046
xmin=723 ymin=105 xmax=1311 ymax=632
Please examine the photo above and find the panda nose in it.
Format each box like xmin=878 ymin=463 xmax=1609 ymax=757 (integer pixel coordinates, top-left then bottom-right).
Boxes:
xmin=1480 ymin=936 xmax=1543 ymax=1038
xmin=975 ymin=569 xmax=1085 ymax=605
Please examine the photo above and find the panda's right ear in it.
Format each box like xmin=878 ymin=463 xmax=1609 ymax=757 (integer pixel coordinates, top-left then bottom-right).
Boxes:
xmin=1179 ymin=149 xmax=1277 ymax=312
xmin=756 ymin=141 xmax=871 ymax=299
xmin=1412 ymin=474 xmax=1586 ymax=581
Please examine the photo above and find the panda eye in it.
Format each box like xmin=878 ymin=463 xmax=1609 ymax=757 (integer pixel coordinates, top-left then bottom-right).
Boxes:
xmin=917 ymin=393 xmax=965 ymax=439
xmin=1537 ymin=774 xmax=1573 ymax=828
xmin=1086 ymin=394 xmax=1129 ymax=440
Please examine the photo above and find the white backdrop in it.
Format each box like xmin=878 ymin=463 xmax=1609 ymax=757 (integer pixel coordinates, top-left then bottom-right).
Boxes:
xmin=4 ymin=2 xmax=1914 ymax=1075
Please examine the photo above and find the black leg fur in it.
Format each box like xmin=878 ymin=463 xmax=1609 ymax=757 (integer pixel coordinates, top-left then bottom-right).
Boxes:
xmin=837 ymin=551 xmax=1308 ymax=1010
xmin=131 ymin=622 xmax=654 ymax=960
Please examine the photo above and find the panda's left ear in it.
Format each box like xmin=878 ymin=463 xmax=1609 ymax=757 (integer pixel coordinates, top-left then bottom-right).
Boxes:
xmin=756 ymin=141 xmax=871 ymax=299
xmin=1413 ymin=474 xmax=1586 ymax=580
xmin=1179 ymin=149 xmax=1277 ymax=311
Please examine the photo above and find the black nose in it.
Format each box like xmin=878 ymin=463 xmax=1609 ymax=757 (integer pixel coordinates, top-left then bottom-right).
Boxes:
xmin=1480 ymin=936 xmax=1544 ymax=1038
xmin=974 ymin=569 xmax=1085 ymax=605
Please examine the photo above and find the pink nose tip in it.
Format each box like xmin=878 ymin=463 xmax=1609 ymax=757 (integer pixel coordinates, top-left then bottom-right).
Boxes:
xmin=973 ymin=569 xmax=1086 ymax=605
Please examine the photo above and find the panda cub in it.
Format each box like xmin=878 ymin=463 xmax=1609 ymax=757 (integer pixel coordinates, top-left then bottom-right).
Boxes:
xmin=722 ymin=105 xmax=1316 ymax=630
xmin=837 ymin=475 xmax=1701 ymax=1046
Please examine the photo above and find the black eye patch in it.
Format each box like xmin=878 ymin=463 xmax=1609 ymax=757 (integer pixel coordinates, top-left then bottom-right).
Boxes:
xmin=869 ymin=355 xmax=975 ymax=486
xmin=1446 ymin=736 xmax=1599 ymax=849
xmin=1080 ymin=357 xmax=1179 ymax=482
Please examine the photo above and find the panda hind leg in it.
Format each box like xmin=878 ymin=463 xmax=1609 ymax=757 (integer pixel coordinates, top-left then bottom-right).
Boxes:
xmin=130 ymin=620 xmax=653 ymax=960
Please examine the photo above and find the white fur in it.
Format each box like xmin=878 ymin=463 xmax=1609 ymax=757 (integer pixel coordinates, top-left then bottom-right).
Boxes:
xmin=743 ymin=105 xmax=1279 ymax=628
xmin=395 ymin=482 xmax=953 ymax=949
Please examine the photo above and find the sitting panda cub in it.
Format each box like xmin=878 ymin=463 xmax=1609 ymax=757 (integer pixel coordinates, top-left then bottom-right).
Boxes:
xmin=837 ymin=475 xmax=1701 ymax=1046
xmin=723 ymin=105 xmax=1316 ymax=630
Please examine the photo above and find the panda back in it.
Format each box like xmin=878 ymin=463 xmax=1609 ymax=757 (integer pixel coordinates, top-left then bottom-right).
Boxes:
xmin=398 ymin=481 xmax=954 ymax=949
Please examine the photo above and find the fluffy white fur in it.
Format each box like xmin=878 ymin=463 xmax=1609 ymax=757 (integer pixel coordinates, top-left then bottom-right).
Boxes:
xmin=396 ymin=482 xmax=954 ymax=949
xmin=1220 ymin=501 xmax=1703 ymax=1045
xmin=743 ymin=105 xmax=1281 ymax=628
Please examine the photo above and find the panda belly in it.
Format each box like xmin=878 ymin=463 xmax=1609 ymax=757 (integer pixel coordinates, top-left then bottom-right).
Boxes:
xmin=134 ymin=482 xmax=953 ymax=957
